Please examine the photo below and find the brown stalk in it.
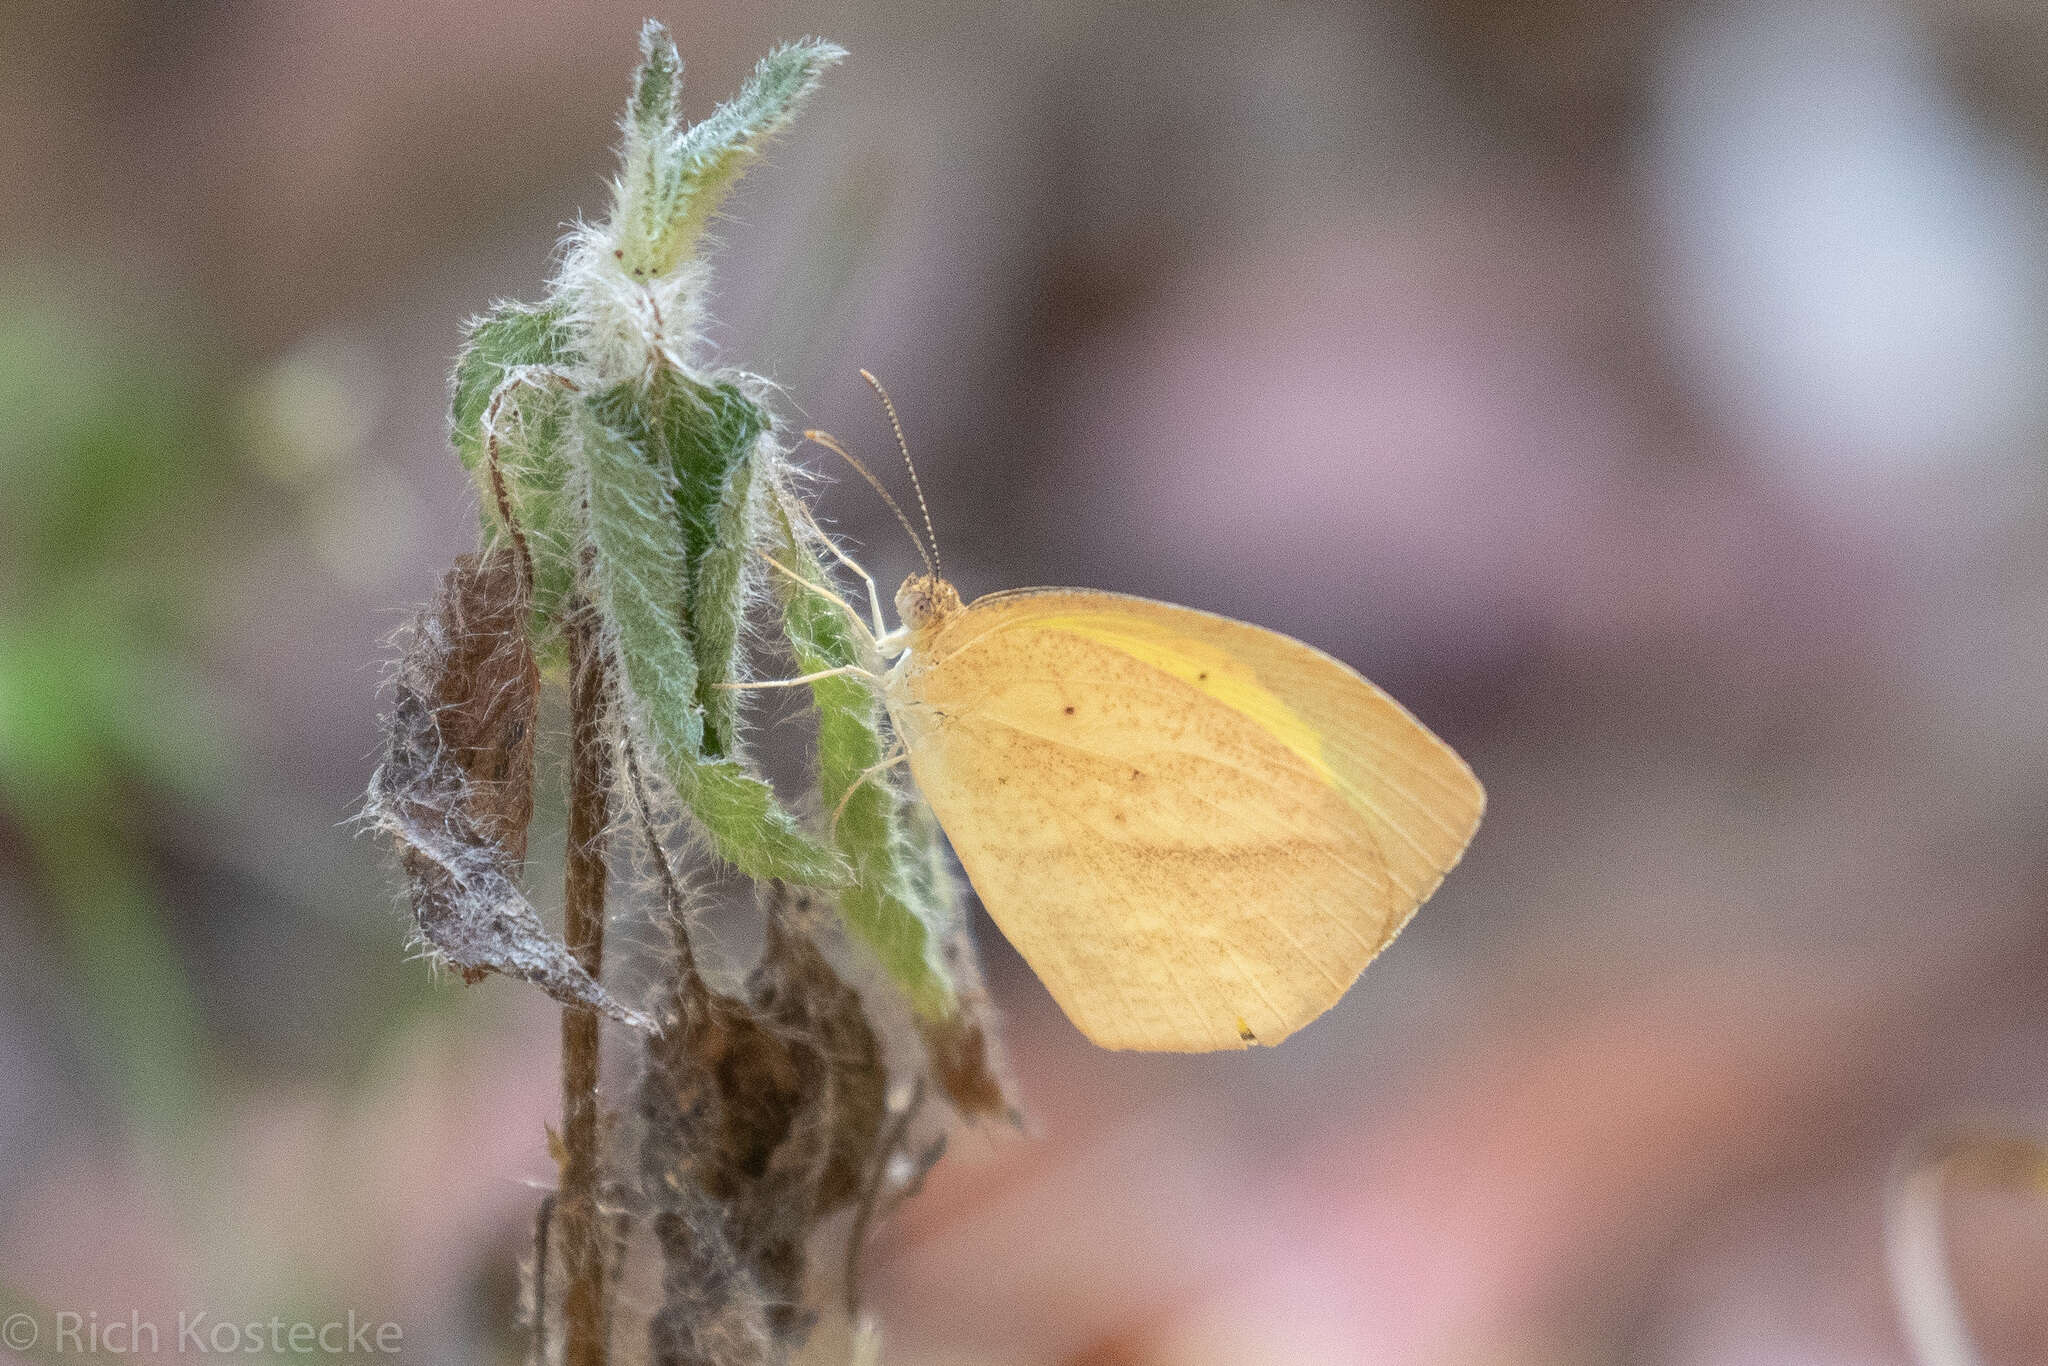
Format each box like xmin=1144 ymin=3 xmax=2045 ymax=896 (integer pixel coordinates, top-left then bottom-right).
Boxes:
xmin=560 ymin=598 xmax=613 ymax=1366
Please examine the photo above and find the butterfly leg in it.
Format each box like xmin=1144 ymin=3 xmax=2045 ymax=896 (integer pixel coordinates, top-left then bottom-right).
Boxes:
xmin=829 ymin=746 xmax=911 ymax=834
xmin=757 ymin=551 xmax=884 ymax=655
xmin=715 ymin=663 xmax=883 ymax=691
xmin=786 ymin=498 xmax=892 ymax=643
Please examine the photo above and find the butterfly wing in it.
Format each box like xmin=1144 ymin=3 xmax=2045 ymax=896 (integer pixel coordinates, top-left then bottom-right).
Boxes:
xmin=887 ymin=589 xmax=1484 ymax=1052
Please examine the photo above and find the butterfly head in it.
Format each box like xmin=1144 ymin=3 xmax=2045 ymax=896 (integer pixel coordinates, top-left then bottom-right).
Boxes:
xmin=896 ymin=573 xmax=962 ymax=636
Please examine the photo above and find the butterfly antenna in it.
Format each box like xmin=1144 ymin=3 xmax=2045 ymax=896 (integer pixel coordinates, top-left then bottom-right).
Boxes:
xmin=801 ymin=429 xmax=936 ymax=577
xmin=860 ymin=369 xmax=943 ymax=579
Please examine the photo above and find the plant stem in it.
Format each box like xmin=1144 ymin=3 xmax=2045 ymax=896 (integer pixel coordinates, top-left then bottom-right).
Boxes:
xmin=561 ymin=599 xmax=613 ymax=1366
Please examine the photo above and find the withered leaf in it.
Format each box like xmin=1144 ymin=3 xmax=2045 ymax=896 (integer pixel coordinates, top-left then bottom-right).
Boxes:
xmin=737 ymin=885 xmax=887 ymax=1341
xmin=367 ymin=545 xmax=651 ymax=1030
xmin=633 ymin=819 xmax=889 ymax=1357
xmin=746 ymin=883 xmax=887 ymax=1212
xmin=632 ymin=763 xmax=801 ymax=1362
xmin=638 ymin=914 xmax=800 ymax=1362
xmin=431 ymin=542 xmax=539 ymax=860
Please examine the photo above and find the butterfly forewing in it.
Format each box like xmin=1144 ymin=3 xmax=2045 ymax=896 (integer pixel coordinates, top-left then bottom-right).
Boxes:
xmin=885 ymin=589 xmax=1483 ymax=1052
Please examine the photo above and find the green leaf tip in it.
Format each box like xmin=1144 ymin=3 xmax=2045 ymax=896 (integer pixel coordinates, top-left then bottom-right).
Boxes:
xmin=680 ymin=38 xmax=847 ymax=166
xmin=632 ymin=20 xmax=682 ymax=133
xmin=450 ymin=301 xmax=577 ymax=463
xmin=610 ymin=32 xmax=846 ymax=281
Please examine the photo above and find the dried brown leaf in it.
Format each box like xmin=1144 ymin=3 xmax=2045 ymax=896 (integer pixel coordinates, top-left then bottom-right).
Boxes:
xmin=433 ymin=543 xmax=540 ymax=860
xmin=631 ymin=805 xmax=891 ymax=1357
xmin=367 ymin=546 xmax=651 ymax=1030
xmin=746 ymin=884 xmax=887 ymax=1212
xmin=638 ymin=929 xmax=800 ymax=1364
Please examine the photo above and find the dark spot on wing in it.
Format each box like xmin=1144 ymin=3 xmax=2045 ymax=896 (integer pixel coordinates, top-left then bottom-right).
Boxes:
xmin=1063 ymin=705 xmax=1075 ymax=715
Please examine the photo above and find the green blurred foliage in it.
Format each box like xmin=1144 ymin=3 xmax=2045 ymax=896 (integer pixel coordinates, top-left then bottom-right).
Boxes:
xmin=0 ymin=278 xmax=251 ymax=1160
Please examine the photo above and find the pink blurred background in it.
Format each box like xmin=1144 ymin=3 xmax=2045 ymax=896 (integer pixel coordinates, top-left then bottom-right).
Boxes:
xmin=1 ymin=1 xmax=2044 ymax=1362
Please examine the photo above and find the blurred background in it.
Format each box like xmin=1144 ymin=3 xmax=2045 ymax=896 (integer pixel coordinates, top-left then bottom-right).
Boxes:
xmin=2 ymin=0 xmax=2045 ymax=1362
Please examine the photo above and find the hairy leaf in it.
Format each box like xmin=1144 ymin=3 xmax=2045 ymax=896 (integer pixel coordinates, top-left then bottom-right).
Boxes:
xmin=628 ymin=20 xmax=682 ymax=149
xmin=451 ymin=301 xmax=578 ymax=453
xmin=428 ymin=544 xmax=540 ymax=859
xmin=764 ymin=486 xmax=954 ymax=1017
xmin=745 ymin=883 xmax=887 ymax=1215
xmin=669 ymin=756 xmax=848 ymax=888
xmin=915 ymin=932 xmax=1021 ymax=1124
xmin=660 ymin=378 xmax=770 ymax=757
xmin=579 ymin=399 xmax=704 ymax=753
xmin=581 ymin=401 xmax=845 ymax=887
xmin=450 ymin=301 xmax=582 ymax=628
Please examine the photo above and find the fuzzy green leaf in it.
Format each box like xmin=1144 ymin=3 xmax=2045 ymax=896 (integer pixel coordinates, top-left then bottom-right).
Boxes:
xmin=451 ymin=301 xmax=577 ymax=454
xmin=450 ymin=301 xmax=581 ymax=628
xmin=580 ymin=401 xmax=845 ymax=887
xmin=660 ymin=378 xmax=770 ymax=756
xmin=668 ymin=755 xmax=850 ymax=888
xmin=766 ymin=489 xmax=955 ymax=1017
xmin=578 ymin=397 xmax=706 ymax=756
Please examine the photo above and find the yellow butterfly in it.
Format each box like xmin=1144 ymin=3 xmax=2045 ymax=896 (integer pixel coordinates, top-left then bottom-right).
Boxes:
xmin=778 ymin=375 xmax=1484 ymax=1053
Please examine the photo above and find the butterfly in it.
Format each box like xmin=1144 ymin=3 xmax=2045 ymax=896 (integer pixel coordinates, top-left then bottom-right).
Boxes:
xmin=770 ymin=375 xmax=1484 ymax=1053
